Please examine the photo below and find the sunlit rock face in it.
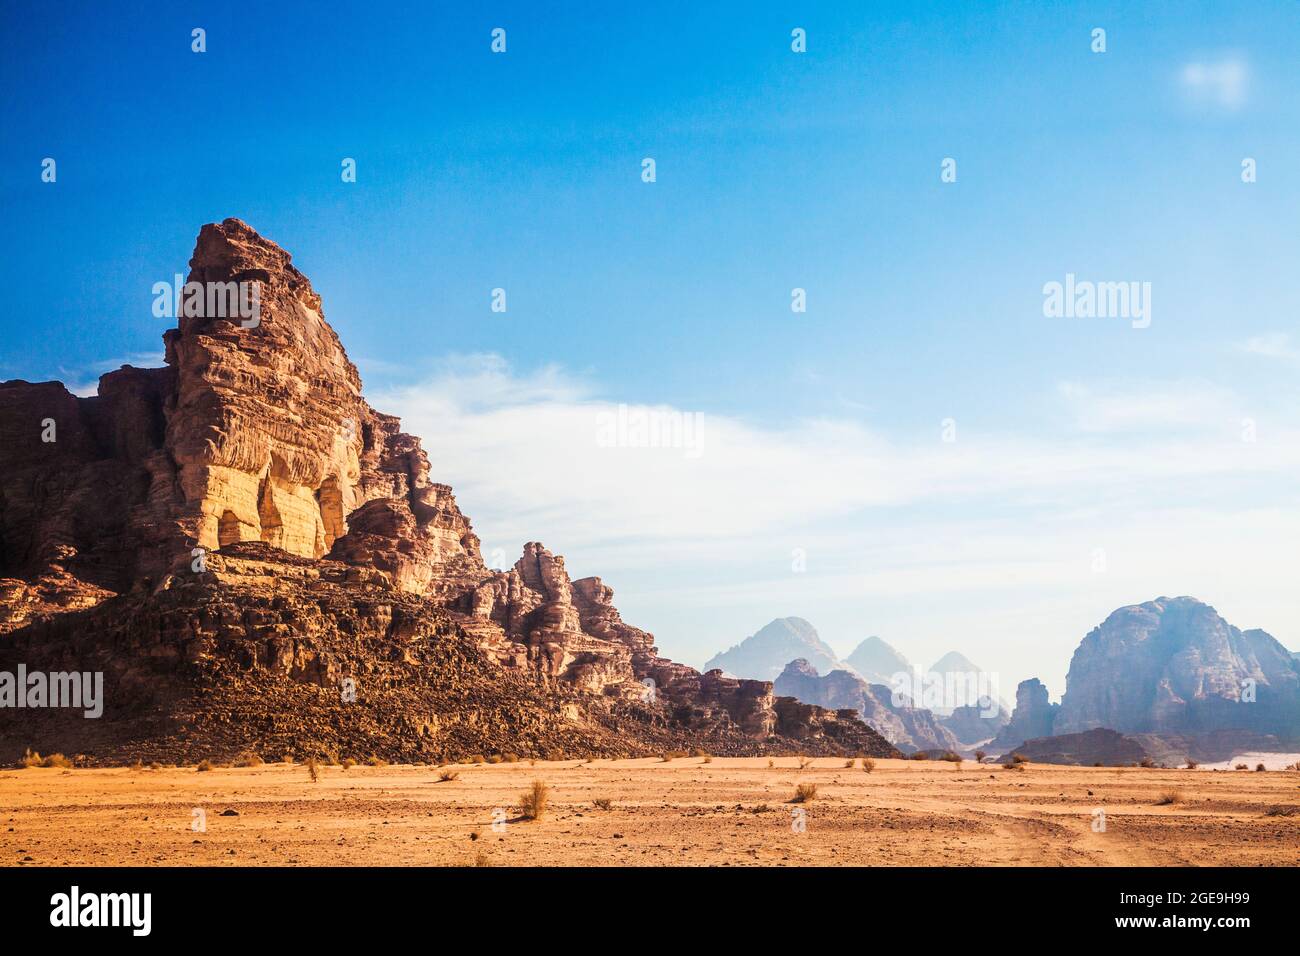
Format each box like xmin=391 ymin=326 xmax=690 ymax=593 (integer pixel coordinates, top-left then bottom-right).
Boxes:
xmin=0 ymin=219 xmax=899 ymax=763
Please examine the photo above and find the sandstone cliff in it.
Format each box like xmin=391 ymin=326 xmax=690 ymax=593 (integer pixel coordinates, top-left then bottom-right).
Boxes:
xmin=988 ymin=678 xmax=1059 ymax=753
xmin=0 ymin=220 xmax=897 ymax=763
xmin=1054 ymin=597 xmax=1300 ymax=739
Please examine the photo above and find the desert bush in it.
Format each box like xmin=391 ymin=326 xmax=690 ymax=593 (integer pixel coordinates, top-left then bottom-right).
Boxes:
xmin=503 ymin=753 xmax=520 ymax=763
xmin=366 ymin=755 xmax=388 ymax=767
xmin=690 ymin=748 xmax=709 ymax=758
xmin=1235 ymin=763 xmax=1248 ymax=770
xmin=592 ymin=798 xmax=613 ymax=810
xmin=1256 ymin=763 xmax=1267 ymax=772
xmin=469 ymin=754 xmax=486 ymax=765
xmin=941 ymin=751 xmax=962 ymax=763
xmin=1264 ymin=805 xmax=1298 ymax=817
xmin=306 ymin=756 xmax=320 ymax=783
xmin=1156 ymin=790 xmax=1183 ymax=805
xmin=20 ymin=749 xmax=74 ymax=769
xmin=1185 ymin=759 xmax=1198 ymax=770
xmin=148 ymin=762 xmax=161 ymax=771
xmin=911 ymin=751 xmax=929 ymax=761
xmin=232 ymin=751 xmax=263 ymax=768
xmin=340 ymin=758 xmax=357 ymax=770
xmin=767 ymin=758 xmax=775 ymax=769
xmin=1010 ymin=752 xmax=1029 ymax=764
xmin=519 ymin=780 xmax=549 ymax=820
xmin=19 ymin=749 xmax=42 ymax=768
xmin=797 ymin=756 xmax=812 ymax=769
xmin=702 ymin=755 xmax=713 ymax=764
xmin=661 ymin=751 xmax=686 ymax=762
xmin=1139 ymin=757 xmax=1156 ymax=768
xmin=438 ymin=769 xmax=459 ymax=782
xmin=196 ymin=759 xmax=214 ymax=772
xmin=792 ymin=783 xmax=818 ymax=803
xmin=1002 ymin=761 xmax=1026 ymax=772
xmin=862 ymin=758 xmax=876 ymax=773
xmin=974 ymin=750 xmax=987 ymax=764
xmin=474 ymin=851 xmax=491 ymax=867
xmin=487 ymin=754 xmax=504 ymax=764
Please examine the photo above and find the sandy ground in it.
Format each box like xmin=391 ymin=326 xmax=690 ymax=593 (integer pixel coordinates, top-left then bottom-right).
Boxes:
xmin=3 ymin=757 xmax=1297 ymax=867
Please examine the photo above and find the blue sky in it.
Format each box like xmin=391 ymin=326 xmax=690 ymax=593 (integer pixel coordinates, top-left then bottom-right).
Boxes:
xmin=3 ymin=1 xmax=1300 ymax=694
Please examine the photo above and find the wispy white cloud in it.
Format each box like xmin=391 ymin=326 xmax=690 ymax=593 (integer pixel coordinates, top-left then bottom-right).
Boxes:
xmin=374 ymin=356 xmax=1300 ymax=688
xmin=1179 ymin=56 xmax=1250 ymax=110
xmin=1239 ymin=333 xmax=1300 ymax=364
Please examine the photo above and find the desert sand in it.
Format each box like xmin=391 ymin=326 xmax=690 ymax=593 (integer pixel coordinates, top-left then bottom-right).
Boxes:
xmin=3 ymin=757 xmax=1297 ymax=867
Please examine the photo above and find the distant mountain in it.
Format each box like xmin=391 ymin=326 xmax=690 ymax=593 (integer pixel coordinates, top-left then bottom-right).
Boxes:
xmin=1055 ymin=597 xmax=1300 ymax=738
xmin=844 ymin=636 xmax=913 ymax=685
xmin=924 ymin=651 xmax=1009 ymax=718
xmin=704 ymin=617 xmax=843 ymax=681
xmin=775 ymin=659 xmax=960 ymax=754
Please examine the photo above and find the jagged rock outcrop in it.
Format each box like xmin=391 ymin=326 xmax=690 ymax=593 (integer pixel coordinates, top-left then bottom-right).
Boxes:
xmin=775 ymin=659 xmax=957 ymax=754
xmin=989 ymin=678 xmax=1059 ymax=752
xmin=0 ymin=220 xmax=896 ymax=763
xmin=844 ymin=635 xmax=913 ymax=685
xmin=1054 ymin=597 xmax=1300 ymax=738
xmin=704 ymin=617 xmax=844 ymax=681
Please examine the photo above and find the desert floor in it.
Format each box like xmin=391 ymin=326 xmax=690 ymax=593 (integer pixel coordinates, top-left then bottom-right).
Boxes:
xmin=3 ymin=757 xmax=1297 ymax=867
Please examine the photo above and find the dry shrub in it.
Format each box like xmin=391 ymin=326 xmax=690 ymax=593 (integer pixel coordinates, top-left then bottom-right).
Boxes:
xmin=592 ymin=798 xmax=613 ymax=810
xmin=196 ymin=759 xmax=214 ymax=772
xmin=974 ymin=750 xmax=987 ymax=764
xmin=232 ymin=751 xmax=263 ymax=768
xmin=469 ymin=754 xmax=486 ymax=765
xmin=1255 ymin=763 xmax=1267 ymax=772
xmin=1185 ymin=759 xmax=1198 ymax=770
xmin=1010 ymin=753 xmax=1029 ymax=764
xmin=20 ymin=749 xmax=73 ymax=769
xmin=306 ymin=756 xmax=320 ymax=783
xmin=474 ymin=851 xmax=491 ymax=867
xmin=1235 ymin=763 xmax=1248 ymax=770
xmin=1156 ymin=790 xmax=1183 ymax=805
xmin=911 ymin=751 xmax=929 ymax=761
xmin=340 ymin=758 xmax=357 ymax=770
xmin=1002 ymin=761 xmax=1026 ymax=772
xmin=519 ymin=780 xmax=549 ymax=820
xmin=797 ymin=756 xmax=812 ymax=769
xmin=366 ymin=755 xmax=388 ymax=767
xmin=862 ymin=758 xmax=876 ymax=773
xmin=844 ymin=758 xmax=856 ymax=769
xmin=487 ymin=754 xmax=504 ymax=764
xmin=941 ymin=751 xmax=962 ymax=764
xmin=792 ymin=782 xmax=817 ymax=803
xmin=503 ymin=753 xmax=520 ymax=763
xmin=438 ymin=770 xmax=459 ymax=782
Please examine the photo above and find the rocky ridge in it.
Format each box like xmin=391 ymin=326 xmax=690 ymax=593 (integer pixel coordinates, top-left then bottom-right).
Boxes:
xmin=0 ymin=219 xmax=897 ymax=763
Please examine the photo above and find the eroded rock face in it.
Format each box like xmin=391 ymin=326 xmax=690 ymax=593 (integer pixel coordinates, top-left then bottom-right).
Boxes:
xmin=1054 ymin=597 xmax=1300 ymax=738
xmin=989 ymin=678 xmax=1059 ymax=753
xmin=0 ymin=219 xmax=896 ymax=762
xmin=775 ymin=658 xmax=957 ymax=754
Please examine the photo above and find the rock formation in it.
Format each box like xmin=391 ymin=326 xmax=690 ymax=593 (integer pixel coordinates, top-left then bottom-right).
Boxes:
xmin=988 ymin=678 xmax=1059 ymax=753
xmin=774 ymin=659 xmax=959 ymax=754
xmin=1054 ymin=597 xmax=1300 ymax=738
xmin=0 ymin=220 xmax=898 ymax=764
xmin=996 ymin=728 xmax=1150 ymax=767
xmin=704 ymin=617 xmax=845 ymax=681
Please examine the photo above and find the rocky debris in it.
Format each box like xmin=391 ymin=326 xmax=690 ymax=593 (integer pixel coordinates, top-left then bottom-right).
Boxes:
xmin=774 ymin=659 xmax=956 ymax=754
xmin=0 ymin=219 xmax=896 ymax=764
xmin=1055 ymin=597 xmax=1300 ymax=738
xmin=844 ymin=635 xmax=914 ymax=685
xmin=704 ymin=617 xmax=845 ymax=681
xmin=988 ymin=678 xmax=1059 ymax=753
xmin=996 ymin=728 xmax=1150 ymax=767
